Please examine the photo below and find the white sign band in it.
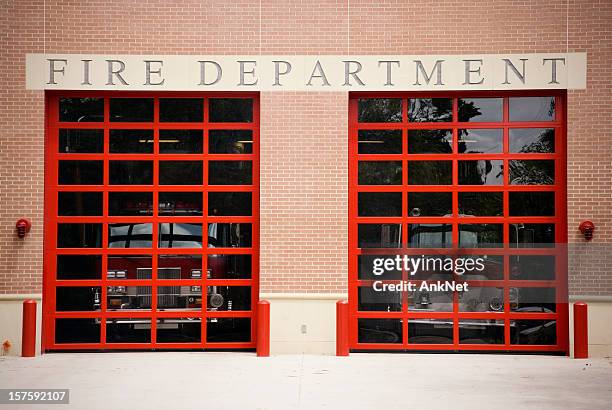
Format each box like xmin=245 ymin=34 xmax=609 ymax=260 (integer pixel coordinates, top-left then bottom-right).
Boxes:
xmin=26 ymin=53 xmax=587 ymax=91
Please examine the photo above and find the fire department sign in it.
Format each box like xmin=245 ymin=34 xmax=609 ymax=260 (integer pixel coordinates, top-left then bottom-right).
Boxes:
xmin=26 ymin=53 xmax=587 ymax=91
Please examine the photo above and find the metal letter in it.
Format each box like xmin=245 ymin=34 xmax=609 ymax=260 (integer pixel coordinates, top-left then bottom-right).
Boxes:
xmin=198 ymin=61 xmax=222 ymax=86
xmin=306 ymin=60 xmax=331 ymax=86
xmin=81 ymin=59 xmax=92 ymax=85
xmin=502 ymin=58 xmax=527 ymax=84
xmin=543 ymin=58 xmax=566 ymax=84
xmin=463 ymin=59 xmax=485 ymax=85
xmin=238 ymin=60 xmax=258 ymax=86
xmin=342 ymin=60 xmax=365 ymax=86
xmin=273 ymin=61 xmax=292 ymax=86
xmin=47 ymin=59 xmax=67 ymax=85
xmin=144 ymin=60 xmax=164 ymax=85
xmin=378 ymin=60 xmax=400 ymax=86
xmin=414 ymin=60 xmax=445 ymax=85
xmin=106 ymin=60 xmax=129 ymax=85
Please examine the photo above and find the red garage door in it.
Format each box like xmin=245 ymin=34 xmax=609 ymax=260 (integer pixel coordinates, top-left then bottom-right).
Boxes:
xmin=43 ymin=92 xmax=259 ymax=350
xmin=348 ymin=92 xmax=568 ymax=353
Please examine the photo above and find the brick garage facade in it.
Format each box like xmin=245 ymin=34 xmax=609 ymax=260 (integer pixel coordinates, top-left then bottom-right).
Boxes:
xmin=1 ymin=0 xmax=610 ymax=299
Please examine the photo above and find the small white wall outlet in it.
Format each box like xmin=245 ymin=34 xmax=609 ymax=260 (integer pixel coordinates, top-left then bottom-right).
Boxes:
xmin=300 ymin=324 xmax=307 ymax=334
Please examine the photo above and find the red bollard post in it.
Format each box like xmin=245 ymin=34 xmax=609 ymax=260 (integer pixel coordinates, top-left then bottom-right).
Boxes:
xmin=336 ymin=300 xmax=349 ymax=356
xmin=574 ymin=302 xmax=588 ymax=359
xmin=257 ymin=300 xmax=270 ymax=357
xmin=22 ymin=299 xmax=37 ymax=357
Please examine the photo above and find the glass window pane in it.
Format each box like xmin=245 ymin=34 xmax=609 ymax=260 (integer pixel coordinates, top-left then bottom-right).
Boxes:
xmin=58 ymin=192 xmax=103 ymax=216
xmin=458 ymin=192 xmax=503 ymax=216
xmin=459 ymin=287 xmax=504 ymax=312
xmin=408 ymin=130 xmax=452 ymax=154
xmin=408 ymin=224 xmax=452 ymax=248
xmin=109 ymin=130 xmax=153 ymax=153
xmin=458 ymin=160 xmax=503 ymax=185
xmin=59 ymin=97 xmax=103 ymax=122
xmin=408 ymin=98 xmax=452 ymax=122
xmin=159 ymin=223 xmax=203 ymax=248
xmin=59 ymin=129 xmax=103 ymax=153
xmin=509 ymin=224 xmax=555 ymax=248
xmin=358 ymin=224 xmax=401 ymax=248
xmin=158 ymin=255 xmax=202 ymax=280
xmin=207 ymin=318 xmax=251 ymax=342
xmin=358 ymin=318 xmax=402 ymax=344
xmin=510 ymin=128 xmax=555 ymax=153
xmin=109 ymin=192 xmax=153 ymax=216
xmin=358 ymin=192 xmax=402 ymax=217
xmin=408 ymin=161 xmax=452 ymax=185
xmin=110 ymin=98 xmax=153 ymax=122
xmin=157 ymin=285 xmax=201 ymax=310
xmin=207 ymin=223 xmax=252 ymax=248
xmin=159 ymin=192 xmax=203 ymax=216
xmin=159 ymin=98 xmax=203 ymax=122
xmin=159 ymin=161 xmax=203 ymax=185
xmin=209 ymin=98 xmax=253 ymax=122
xmin=358 ymin=286 xmax=402 ymax=312
xmin=358 ymin=130 xmax=402 ymax=154
xmin=409 ymin=289 xmax=453 ymax=312
xmin=109 ymin=161 xmax=153 ymax=185
xmin=55 ymin=318 xmax=100 ymax=343
xmin=57 ymin=255 xmax=102 ymax=280
xmin=409 ymin=255 xmax=454 ymax=280
xmin=358 ymin=161 xmax=402 ymax=185
xmin=156 ymin=318 xmax=201 ymax=343
xmin=357 ymin=254 xmax=402 ymax=280
xmin=458 ymin=129 xmax=503 ymax=154
xmin=459 ymin=320 xmax=504 ymax=344
xmin=208 ymin=130 xmax=253 ymax=154
xmin=407 ymin=192 xmax=452 ymax=217
xmin=208 ymin=255 xmax=252 ymax=279
xmin=509 ymin=192 xmax=555 ymax=216
xmin=511 ymin=287 xmax=556 ymax=313
xmin=108 ymin=286 xmax=152 ymax=310
xmin=57 ymin=223 xmax=102 ymax=248
xmin=511 ymin=320 xmax=556 ymax=345
xmin=108 ymin=223 xmax=153 ymax=248
xmin=58 ymin=160 xmax=103 ymax=185
xmin=207 ymin=286 xmax=251 ymax=311
xmin=159 ymin=130 xmax=203 ymax=154
xmin=56 ymin=286 xmax=100 ymax=311
xmin=509 ymin=160 xmax=554 ymax=185
xmin=409 ymin=319 xmax=453 ymax=344
xmin=107 ymin=255 xmax=152 ymax=280
xmin=458 ymin=98 xmax=503 ymax=122
xmin=459 ymin=224 xmax=503 ymax=248
xmin=106 ymin=318 xmax=151 ymax=343
xmin=510 ymin=255 xmax=555 ymax=280
xmin=509 ymin=97 xmax=555 ymax=121
xmin=208 ymin=192 xmax=252 ymax=216
xmin=358 ymin=98 xmax=402 ymax=122
xmin=462 ymin=255 xmax=504 ymax=280
xmin=208 ymin=161 xmax=252 ymax=185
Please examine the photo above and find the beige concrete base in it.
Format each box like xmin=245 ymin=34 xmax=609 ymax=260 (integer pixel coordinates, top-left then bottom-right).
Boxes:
xmin=0 ymin=294 xmax=42 ymax=356
xmin=261 ymin=293 xmax=346 ymax=355
xmin=569 ymin=297 xmax=612 ymax=358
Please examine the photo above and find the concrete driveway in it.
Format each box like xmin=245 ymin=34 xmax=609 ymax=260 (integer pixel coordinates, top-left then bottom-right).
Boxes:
xmin=1 ymin=353 xmax=611 ymax=409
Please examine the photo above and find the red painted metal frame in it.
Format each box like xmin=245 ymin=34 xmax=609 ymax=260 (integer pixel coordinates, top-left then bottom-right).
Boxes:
xmin=43 ymin=91 xmax=260 ymax=351
xmin=348 ymin=91 xmax=568 ymax=353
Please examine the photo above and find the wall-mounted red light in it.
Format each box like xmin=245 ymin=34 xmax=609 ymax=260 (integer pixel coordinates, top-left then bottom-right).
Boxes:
xmin=16 ymin=219 xmax=31 ymax=238
xmin=579 ymin=220 xmax=595 ymax=241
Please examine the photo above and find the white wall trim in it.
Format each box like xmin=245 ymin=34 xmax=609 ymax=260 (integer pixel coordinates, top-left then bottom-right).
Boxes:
xmin=0 ymin=293 xmax=42 ymax=301
xmin=260 ymin=293 xmax=347 ymax=300
xmin=569 ymin=295 xmax=612 ymax=303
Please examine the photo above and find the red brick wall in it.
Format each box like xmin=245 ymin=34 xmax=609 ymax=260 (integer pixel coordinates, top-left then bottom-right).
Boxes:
xmin=0 ymin=0 xmax=610 ymax=295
